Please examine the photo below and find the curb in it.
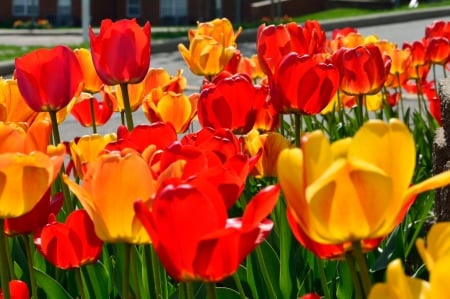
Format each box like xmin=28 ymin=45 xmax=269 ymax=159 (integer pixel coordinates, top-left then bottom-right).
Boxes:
xmin=1 ymin=6 xmax=449 ymax=76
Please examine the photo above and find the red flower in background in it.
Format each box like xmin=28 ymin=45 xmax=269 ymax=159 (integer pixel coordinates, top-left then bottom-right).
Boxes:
xmin=0 ymin=280 xmax=29 ymax=299
xmin=256 ymin=20 xmax=326 ymax=77
xmin=425 ymin=20 xmax=450 ymax=39
xmin=15 ymin=45 xmax=84 ymax=112
xmin=89 ymin=19 xmax=151 ymax=85
xmin=270 ymin=53 xmax=339 ymax=114
xmin=34 ymin=209 xmax=103 ymax=270
xmin=134 ymin=181 xmax=280 ymax=282
xmin=4 ymin=191 xmax=63 ymax=236
xmin=70 ymin=93 xmax=113 ymax=127
xmin=332 ymin=44 xmax=390 ymax=95
xmin=426 ymin=37 xmax=450 ymax=65
xmin=198 ymin=72 xmax=268 ymax=134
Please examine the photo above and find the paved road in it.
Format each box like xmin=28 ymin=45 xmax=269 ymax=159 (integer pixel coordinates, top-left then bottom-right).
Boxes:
xmin=1 ymin=15 xmax=448 ymax=140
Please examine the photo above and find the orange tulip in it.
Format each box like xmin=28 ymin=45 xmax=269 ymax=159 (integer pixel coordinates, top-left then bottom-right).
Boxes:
xmin=277 ymin=119 xmax=450 ymax=245
xmin=73 ymin=48 xmax=104 ymax=93
xmin=89 ymin=19 xmax=151 ymax=85
xmin=0 ymin=78 xmax=38 ymax=123
xmin=63 ymin=149 xmax=155 ymax=243
xmin=15 ymin=45 xmax=84 ymax=112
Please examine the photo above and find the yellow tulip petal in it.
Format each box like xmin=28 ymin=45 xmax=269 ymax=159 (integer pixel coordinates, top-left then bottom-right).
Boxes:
xmin=330 ymin=137 xmax=351 ymax=159
xmin=416 ymin=222 xmax=450 ymax=272
xmin=157 ymin=92 xmax=191 ymax=133
xmin=301 ymin=130 xmax=333 ymax=186
xmin=429 ymin=253 xmax=450 ymax=298
xmin=277 ymin=148 xmax=310 ymax=228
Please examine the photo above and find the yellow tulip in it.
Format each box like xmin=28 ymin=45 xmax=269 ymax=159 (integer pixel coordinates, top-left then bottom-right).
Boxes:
xmin=190 ymin=18 xmax=241 ymax=47
xmin=368 ymin=259 xmax=430 ymax=299
xmin=63 ymin=150 xmax=156 ymax=244
xmin=277 ymin=119 xmax=450 ymax=245
xmin=178 ymin=35 xmax=236 ymax=76
xmin=69 ymin=133 xmax=117 ymax=179
xmin=0 ymin=143 xmax=65 ymax=218
xmin=244 ymin=129 xmax=291 ymax=178
xmin=0 ymin=120 xmax=51 ymax=154
xmin=416 ymin=222 xmax=450 ymax=272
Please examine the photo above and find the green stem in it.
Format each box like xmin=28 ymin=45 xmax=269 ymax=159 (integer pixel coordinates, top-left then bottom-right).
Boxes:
xmin=344 ymin=254 xmax=363 ymax=299
xmin=5 ymin=236 xmax=13 ymax=280
xmin=352 ymin=241 xmax=372 ymax=298
xmin=279 ymin=114 xmax=285 ymax=137
xmin=23 ymin=236 xmax=38 ymax=299
xmin=122 ymin=243 xmax=131 ymax=299
xmin=316 ymin=258 xmax=332 ymax=299
xmin=130 ymin=246 xmax=141 ymax=299
xmin=120 ymin=83 xmax=134 ymax=131
xmin=149 ymin=245 xmax=162 ymax=299
xmin=443 ymin=64 xmax=447 ymax=78
xmin=294 ymin=113 xmax=301 ymax=148
xmin=0 ymin=220 xmax=11 ymax=299
xmin=185 ymin=282 xmax=194 ymax=299
xmin=206 ymin=282 xmax=217 ymax=299
xmin=75 ymin=268 xmax=86 ymax=299
xmin=255 ymin=246 xmax=277 ymax=299
xmin=355 ymin=94 xmax=364 ymax=128
xmin=232 ymin=272 xmax=247 ymax=299
xmin=49 ymin=110 xmax=73 ymax=213
xmin=89 ymin=96 xmax=97 ymax=134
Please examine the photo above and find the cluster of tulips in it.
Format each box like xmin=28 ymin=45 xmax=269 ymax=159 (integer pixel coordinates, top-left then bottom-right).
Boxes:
xmin=1 ymin=15 xmax=450 ymax=299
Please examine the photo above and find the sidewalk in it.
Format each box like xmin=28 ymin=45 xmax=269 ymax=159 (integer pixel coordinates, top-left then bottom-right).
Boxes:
xmin=1 ymin=5 xmax=449 ymax=76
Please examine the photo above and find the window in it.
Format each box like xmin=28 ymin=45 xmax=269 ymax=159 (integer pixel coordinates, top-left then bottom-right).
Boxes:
xmin=160 ymin=0 xmax=187 ymax=24
xmin=57 ymin=0 xmax=71 ymax=16
xmin=127 ymin=0 xmax=141 ymax=17
xmin=12 ymin=0 xmax=39 ymax=17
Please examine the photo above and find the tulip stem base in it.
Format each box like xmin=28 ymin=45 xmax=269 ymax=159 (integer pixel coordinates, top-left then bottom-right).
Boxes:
xmin=232 ymin=272 xmax=246 ymax=299
xmin=89 ymin=97 xmax=97 ymax=134
xmin=149 ymin=245 xmax=162 ymax=299
xmin=24 ymin=235 xmax=38 ymax=299
xmin=352 ymin=241 xmax=372 ymax=298
xmin=75 ymin=268 xmax=86 ymax=299
xmin=344 ymin=253 xmax=363 ymax=299
xmin=316 ymin=258 xmax=332 ymax=299
xmin=120 ymin=83 xmax=135 ymax=131
xmin=205 ymin=282 xmax=217 ymax=299
xmin=0 ymin=220 xmax=11 ymax=299
xmin=121 ymin=243 xmax=131 ymax=299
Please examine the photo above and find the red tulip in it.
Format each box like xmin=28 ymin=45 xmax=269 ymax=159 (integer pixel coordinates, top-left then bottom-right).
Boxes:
xmin=34 ymin=209 xmax=103 ymax=269
xmin=0 ymin=280 xmax=29 ymax=299
xmin=15 ymin=45 xmax=84 ymax=112
xmin=89 ymin=19 xmax=151 ymax=85
xmin=426 ymin=37 xmax=450 ymax=65
xmin=105 ymin=122 xmax=177 ymax=153
xmin=134 ymin=182 xmax=280 ymax=282
xmin=198 ymin=72 xmax=268 ymax=134
xmin=332 ymin=44 xmax=390 ymax=95
xmin=4 ymin=191 xmax=63 ymax=236
xmin=70 ymin=93 xmax=113 ymax=127
xmin=270 ymin=53 xmax=339 ymax=114
xmin=425 ymin=20 xmax=450 ymax=39
xmin=257 ymin=21 xmax=326 ymax=77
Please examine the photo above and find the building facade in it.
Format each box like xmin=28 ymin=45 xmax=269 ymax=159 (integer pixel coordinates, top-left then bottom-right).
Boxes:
xmin=0 ymin=0 xmax=326 ymax=27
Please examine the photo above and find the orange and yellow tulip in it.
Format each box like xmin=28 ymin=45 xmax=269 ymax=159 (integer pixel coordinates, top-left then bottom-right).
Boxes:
xmin=0 ymin=78 xmax=38 ymax=124
xmin=277 ymin=119 xmax=450 ymax=246
xmin=73 ymin=48 xmax=104 ymax=93
xmin=63 ymin=149 xmax=155 ymax=243
xmin=416 ymin=222 xmax=450 ymax=272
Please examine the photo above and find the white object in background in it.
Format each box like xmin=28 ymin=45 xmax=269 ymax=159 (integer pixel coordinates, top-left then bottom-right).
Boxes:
xmin=409 ymin=0 xmax=419 ymax=8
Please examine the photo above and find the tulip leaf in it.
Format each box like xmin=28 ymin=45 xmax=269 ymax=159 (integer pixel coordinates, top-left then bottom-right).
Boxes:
xmin=372 ymin=226 xmax=404 ymax=273
xmin=336 ymin=261 xmax=354 ymax=299
xmin=83 ymin=262 xmax=111 ymax=299
xmin=216 ymin=287 xmax=243 ymax=299
xmin=34 ymin=267 xmax=73 ymax=299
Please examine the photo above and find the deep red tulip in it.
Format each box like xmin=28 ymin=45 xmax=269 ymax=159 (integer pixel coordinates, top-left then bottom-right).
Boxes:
xmin=34 ymin=209 xmax=103 ymax=269
xmin=403 ymin=40 xmax=427 ymax=70
xmin=134 ymin=182 xmax=280 ymax=282
xmin=15 ymin=45 xmax=84 ymax=112
xmin=0 ymin=280 xmax=29 ymax=299
xmin=426 ymin=37 xmax=450 ymax=65
xmin=270 ymin=53 xmax=339 ymax=114
xmin=89 ymin=19 xmax=151 ymax=85
xmin=332 ymin=44 xmax=390 ymax=95
xmin=105 ymin=122 xmax=177 ymax=153
xmin=257 ymin=21 xmax=326 ymax=77
xmin=299 ymin=293 xmax=321 ymax=299
xmin=198 ymin=72 xmax=268 ymax=134
xmin=4 ymin=191 xmax=63 ymax=236
xmin=425 ymin=20 xmax=450 ymax=39
xmin=71 ymin=93 xmax=113 ymax=127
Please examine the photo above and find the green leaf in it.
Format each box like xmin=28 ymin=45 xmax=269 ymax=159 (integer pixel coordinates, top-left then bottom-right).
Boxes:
xmin=34 ymin=268 xmax=73 ymax=299
xmin=83 ymin=262 xmax=111 ymax=299
xmin=216 ymin=287 xmax=244 ymax=299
